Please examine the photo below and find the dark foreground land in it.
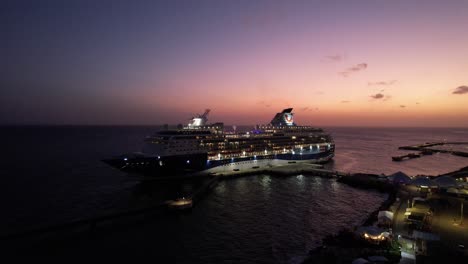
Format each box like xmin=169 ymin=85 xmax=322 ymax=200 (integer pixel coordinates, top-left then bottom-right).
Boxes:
xmin=304 ymin=166 xmax=468 ymax=264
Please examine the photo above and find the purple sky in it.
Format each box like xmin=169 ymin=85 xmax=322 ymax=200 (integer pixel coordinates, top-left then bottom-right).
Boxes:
xmin=2 ymin=0 xmax=468 ymax=126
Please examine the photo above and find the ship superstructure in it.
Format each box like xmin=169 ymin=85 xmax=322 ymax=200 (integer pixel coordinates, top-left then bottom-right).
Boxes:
xmin=103 ymin=108 xmax=335 ymax=177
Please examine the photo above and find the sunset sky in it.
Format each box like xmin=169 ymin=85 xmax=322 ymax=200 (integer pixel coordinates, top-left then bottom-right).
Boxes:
xmin=2 ymin=0 xmax=468 ymax=126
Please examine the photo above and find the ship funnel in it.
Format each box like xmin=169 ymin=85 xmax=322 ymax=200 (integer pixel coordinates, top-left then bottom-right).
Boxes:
xmin=270 ymin=108 xmax=295 ymax=126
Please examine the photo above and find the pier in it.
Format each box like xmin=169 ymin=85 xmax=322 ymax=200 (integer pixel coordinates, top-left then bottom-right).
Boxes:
xmin=392 ymin=153 xmax=421 ymax=162
xmin=393 ymin=141 xmax=468 ymax=161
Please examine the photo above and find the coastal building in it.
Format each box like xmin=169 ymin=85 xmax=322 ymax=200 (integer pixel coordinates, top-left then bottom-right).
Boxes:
xmin=433 ymin=176 xmax=459 ymax=188
xmin=412 ymin=230 xmax=440 ymax=256
xmin=377 ymin=211 xmax=394 ymax=227
xmin=410 ymin=177 xmax=438 ymax=197
xmin=388 ymin=171 xmax=411 ymax=185
xmin=404 ymin=197 xmax=432 ymax=230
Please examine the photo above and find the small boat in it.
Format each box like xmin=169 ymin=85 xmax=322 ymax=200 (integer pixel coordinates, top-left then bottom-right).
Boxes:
xmin=392 ymin=153 xmax=420 ymax=161
xmin=167 ymin=197 xmax=193 ymax=210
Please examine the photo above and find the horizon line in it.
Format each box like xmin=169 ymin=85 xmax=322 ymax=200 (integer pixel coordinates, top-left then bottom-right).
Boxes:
xmin=1 ymin=124 xmax=468 ymax=129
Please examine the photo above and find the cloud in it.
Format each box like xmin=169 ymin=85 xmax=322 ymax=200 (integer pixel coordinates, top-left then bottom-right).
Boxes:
xmin=338 ymin=72 xmax=349 ymax=77
xmin=339 ymin=63 xmax=367 ymax=77
xmin=325 ymin=54 xmax=345 ymax=62
xmin=299 ymin=106 xmax=318 ymax=112
xmin=452 ymin=85 xmax=468 ymax=94
xmin=257 ymin=100 xmax=271 ymax=107
xmin=341 ymin=100 xmax=350 ymax=103
xmin=400 ymin=105 xmax=406 ymax=108
xmin=416 ymin=102 xmax=420 ymax=105
xmin=370 ymin=93 xmax=385 ymax=99
xmin=348 ymin=63 xmax=367 ymax=72
xmin=368 ymin=80 xmax=397 ymax=86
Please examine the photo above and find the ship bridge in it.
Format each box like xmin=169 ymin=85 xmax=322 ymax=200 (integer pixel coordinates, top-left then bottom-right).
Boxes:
xmin=187 ymin=109 xmax=211 ymax=128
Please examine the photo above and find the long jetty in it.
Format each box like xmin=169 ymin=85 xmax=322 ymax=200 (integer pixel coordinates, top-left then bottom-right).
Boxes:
xmin=394 ymin=141 xmax=468 ymax=161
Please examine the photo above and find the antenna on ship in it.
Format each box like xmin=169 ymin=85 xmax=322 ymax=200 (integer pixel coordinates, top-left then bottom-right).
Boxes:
xmin=201 ymin=109 xmax=210 ymax=124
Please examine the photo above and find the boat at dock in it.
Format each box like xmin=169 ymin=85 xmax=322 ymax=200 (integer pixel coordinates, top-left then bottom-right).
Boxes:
xmin=103 ymin=108 xmax=335 ymax=178
xmin=392 ymin=153 xmax=421 ymax=162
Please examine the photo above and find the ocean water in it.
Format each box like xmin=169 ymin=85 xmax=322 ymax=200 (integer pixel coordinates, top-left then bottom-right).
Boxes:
xmin=327 ymin=127 xmax=468 ymax=175
xmin=1 ymin=126 xmax=467 ymax=262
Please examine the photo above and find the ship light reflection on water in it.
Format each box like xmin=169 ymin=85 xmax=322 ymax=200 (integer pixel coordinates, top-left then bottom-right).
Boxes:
xmin=260 ymin=175 xmax=271 ymax=189
xmin=330 ymin=179 xmax=340 ymax=191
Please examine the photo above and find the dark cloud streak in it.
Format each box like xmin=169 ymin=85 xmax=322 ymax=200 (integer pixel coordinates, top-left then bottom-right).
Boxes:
xmin=338 ymin=63 xmax=367 ymax=77
xmin=368 ymin=80 xmax=397 ymax=86
xmin=452 ymin=85 xmax=468 ymax=94
xmin=326 ymin=54 xmax=345 ymax=62
xmin=370 ymin=93 xmax=384 ymax=99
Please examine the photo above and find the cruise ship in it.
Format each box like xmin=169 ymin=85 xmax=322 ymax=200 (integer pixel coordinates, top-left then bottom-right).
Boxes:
xmin=103 ymin=108 xmax=335 ymax=178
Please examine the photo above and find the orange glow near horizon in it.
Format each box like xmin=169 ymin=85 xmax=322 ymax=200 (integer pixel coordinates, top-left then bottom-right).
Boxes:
xmin=3 ymin=1 xmax=468 ymax=126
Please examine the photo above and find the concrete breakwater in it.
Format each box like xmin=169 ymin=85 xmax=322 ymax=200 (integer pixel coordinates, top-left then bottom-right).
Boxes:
xmin=398 ymin=141 xmax=468 ymax=158
xmin=337 ymin=173 xmax=395 ymax=193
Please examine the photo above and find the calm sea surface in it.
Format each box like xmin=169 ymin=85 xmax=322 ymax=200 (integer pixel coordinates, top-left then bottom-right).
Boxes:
xmin=1 ymin=126 xmax=467 ymax=262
